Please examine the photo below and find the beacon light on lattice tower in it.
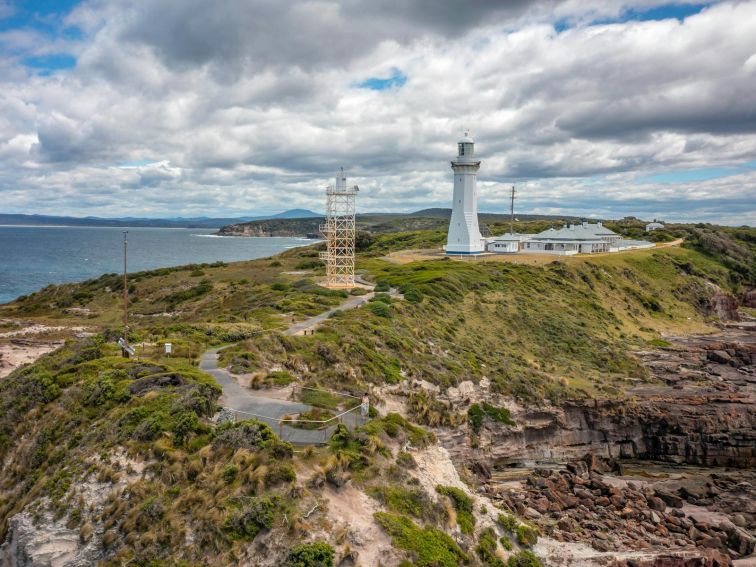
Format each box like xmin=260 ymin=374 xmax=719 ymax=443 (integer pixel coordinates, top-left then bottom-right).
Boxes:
xmin=445 ymin=131 xmax=485 ymax=255
xmin=319 ymin=168 xmax=358 ymax=288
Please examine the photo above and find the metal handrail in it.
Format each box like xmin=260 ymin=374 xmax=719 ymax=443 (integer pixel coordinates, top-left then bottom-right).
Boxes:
xmin=220 ymin=402 xmax=362 ymax=426
xmin=294 ymin=384 xmax=362 ymax=400
xmin=218 ymin=403 xmax=368 ymax=445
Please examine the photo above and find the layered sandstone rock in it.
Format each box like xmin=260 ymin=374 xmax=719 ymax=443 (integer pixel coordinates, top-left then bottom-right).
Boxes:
xmin=442 ymin=329 xmax=755 ymax=469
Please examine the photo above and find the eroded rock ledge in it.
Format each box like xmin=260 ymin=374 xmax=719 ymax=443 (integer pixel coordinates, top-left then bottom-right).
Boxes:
xmin=443 ymin=329 xmax=756 ymax=469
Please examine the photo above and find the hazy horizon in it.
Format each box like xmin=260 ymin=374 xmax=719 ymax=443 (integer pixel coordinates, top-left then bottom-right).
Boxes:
xmin=2 ymin=207 xmax=752 ymax=227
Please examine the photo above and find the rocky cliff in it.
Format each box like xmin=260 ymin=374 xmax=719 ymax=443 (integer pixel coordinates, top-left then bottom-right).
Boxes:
xmin=439 ymin=329 xmax=755 ymax=470
xmin=428 ymin=327 xmax=756 ymax=564
xmin=217 ymin=217 xmax=322 ymax=237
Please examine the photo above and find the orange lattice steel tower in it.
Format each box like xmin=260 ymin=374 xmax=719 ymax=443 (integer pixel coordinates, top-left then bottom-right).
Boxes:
xmin=319 ymin=169 xmax=359 ymax=288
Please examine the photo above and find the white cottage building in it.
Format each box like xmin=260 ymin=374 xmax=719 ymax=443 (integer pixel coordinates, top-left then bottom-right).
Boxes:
xmin=487 ymin=233 xmax=528 ymax=253
xmin=519 ymin=222 xmax=620 ymax=255
xmin=486 ymin=221 xmax=654 ymax=256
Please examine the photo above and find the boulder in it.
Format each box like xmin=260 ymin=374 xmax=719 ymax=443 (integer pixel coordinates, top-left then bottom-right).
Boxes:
xmin=574 ymin=488 xmax=592 ymax=500
xmin=655 ymin=489 xmax=683 ymax=508
xmin=707 ymin=350 xmax=734 ymax=365
xmin=566 ymin=461 xmax=589 ymax=476
xmin=646 ymin=495 xmax=666 ymax=512
xmin=592 ymin=537 xmax=611 ymax=552
xmin=732 ymin=514 xmax=747 ymax=528
xmin=700 ymin=535 xmax=724 ymax=549
xmin=532 ymin=497 xmax=550 ymax=513
xmin=726 ymin=526 xmax=756 ymax=556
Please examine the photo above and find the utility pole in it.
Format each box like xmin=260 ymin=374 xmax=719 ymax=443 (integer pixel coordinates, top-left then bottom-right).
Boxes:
xmin=122 ymin=231 xmax=129 ymax=357
xmin=510 ymin=184 xmax=516 ymax=235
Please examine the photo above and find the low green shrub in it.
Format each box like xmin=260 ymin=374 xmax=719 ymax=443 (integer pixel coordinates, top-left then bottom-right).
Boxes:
xmin=507 ymin=550 xmax=544 ymax=567
xmin=497 ymin=512 xmax=518 ymax=533
xmin=468 ymin=403 xmax=516 ymax=433
xmin=374 ymin=512 xmax=467 ymax=567
xmin=265 ymin=463 xmax=297 ymax=486
xmin=266 ymin=370 xmax=296 ymax=386
xmin=299 ymin=388 xmax=342 ymax=410
xmin=213 ymin=419 xmax=277 ymax=451
xmin=396 ymin=451 xmax=416 ymax=469
xmin=222 ymin=464 xmax=239 ymax=484
xmin=435 ymin=485 xmax=474 ymax=535
xmin=477 ymin=526 xmax=506 ymax=567
xmin=516 ymin=524 xmax=538 ymax=547
xmin=224 ymin=497 xmax=275 ymax=540
xmin=164 ymin=280 xmax=213 ymax=307
xmin=402 ymin=285 xmax=422 ymax=303
xmin=367 ymin=301 xmax=392 ymax=318
xmin=367 ymin=486 xmax=435 ymax=520
xmin=359 ymin=413 xmax=433 ymax=447
xmin=284 ymin=541 xmax=335 ymax=567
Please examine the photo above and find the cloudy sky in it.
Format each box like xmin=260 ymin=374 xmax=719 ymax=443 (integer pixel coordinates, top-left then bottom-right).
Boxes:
xmin=1 ymin=0 xmax=755 ymax=224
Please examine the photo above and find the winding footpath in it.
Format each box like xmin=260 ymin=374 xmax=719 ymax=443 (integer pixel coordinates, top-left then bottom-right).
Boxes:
xmin=199 ymin=288 xmax=376 ymax=444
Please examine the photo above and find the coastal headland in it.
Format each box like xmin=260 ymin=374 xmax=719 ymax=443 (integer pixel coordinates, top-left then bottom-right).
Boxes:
xmin=0 ymin=220 xmax=754 ymax=566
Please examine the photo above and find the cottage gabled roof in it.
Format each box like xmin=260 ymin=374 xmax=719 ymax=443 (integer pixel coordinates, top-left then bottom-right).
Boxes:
xmin=531 ymin=222 xmax=617 ymax=241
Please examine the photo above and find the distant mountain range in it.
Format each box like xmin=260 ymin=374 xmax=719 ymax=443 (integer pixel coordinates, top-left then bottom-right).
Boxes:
xmin=0 ymin=209 xmax=321 ymax=229
xmin=0 ymin=207 xmax=585 ymax=232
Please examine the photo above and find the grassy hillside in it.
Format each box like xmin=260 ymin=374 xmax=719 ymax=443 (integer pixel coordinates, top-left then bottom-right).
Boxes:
xmin=3 ymin=225 xmax=751 ymax=403
xmin=0 ymin=223 xmax=753 ymax=565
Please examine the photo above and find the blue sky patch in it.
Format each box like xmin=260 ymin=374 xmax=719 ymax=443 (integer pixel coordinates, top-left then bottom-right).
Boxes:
xmin=2 ymin=1 xmax=83 ymax=74
xmin=0 ymin=0 xmax=83 ymax=33
xmin=620 ymin=3 xmax=711 ymax=23
xmin=555 ymin=2 xmax=711 ymax=32
xmin=24 ymin=53 xmax=76 ymax=75
xmin=357 ymin=68 xmax=407 ymax=91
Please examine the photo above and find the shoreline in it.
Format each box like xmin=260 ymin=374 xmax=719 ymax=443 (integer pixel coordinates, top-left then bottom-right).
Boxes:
xmin=0 ymin=232 xmax=319 ymax=306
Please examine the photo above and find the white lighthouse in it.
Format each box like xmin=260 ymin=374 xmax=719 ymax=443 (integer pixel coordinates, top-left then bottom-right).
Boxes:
xmin=446 ymin=132 xmax=485 ymax=254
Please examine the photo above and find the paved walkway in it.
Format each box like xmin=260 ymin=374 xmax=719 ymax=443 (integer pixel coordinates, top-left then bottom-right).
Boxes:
xmin=284 ymin=292 xmax=375 ymax=336
xmin=200 ymin=287 xmax=378 ymax=444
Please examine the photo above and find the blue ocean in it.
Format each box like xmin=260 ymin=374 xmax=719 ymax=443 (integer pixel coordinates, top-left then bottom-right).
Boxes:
xmin=0 ymin=226 xmax=315 ymax=305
